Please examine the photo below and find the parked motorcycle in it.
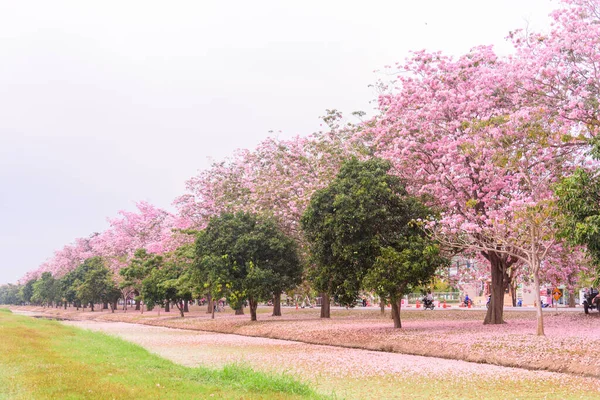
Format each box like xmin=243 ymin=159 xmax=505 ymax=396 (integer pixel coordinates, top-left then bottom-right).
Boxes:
xmin=583 ymin=288 xmax=600 ymax=314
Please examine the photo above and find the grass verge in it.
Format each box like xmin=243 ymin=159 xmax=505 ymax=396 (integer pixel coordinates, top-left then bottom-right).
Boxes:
xmin=0 ymin=310 xmax=323 ymax=400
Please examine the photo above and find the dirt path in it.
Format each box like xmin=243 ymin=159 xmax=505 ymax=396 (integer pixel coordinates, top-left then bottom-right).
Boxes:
xmin=60 ymin=319 xmax=600 ymax=399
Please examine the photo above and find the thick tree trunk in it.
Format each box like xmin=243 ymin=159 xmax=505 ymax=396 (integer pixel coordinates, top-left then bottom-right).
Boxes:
xmin=135 ymin=298 xmax=141 ymax=311
xmin=64 ymin=302 xmax=67 ymax=310
xmin=320 ymin=293 xmax=330 ymax=318
xmin=272 ymin=292 xmax=282 ymax=316
xmin=380 ymin=299 xmax=386 ymax=315
xmin=391 ymin=298 xmax=402 ymax=329
xmin=165 ymin=301 xmax=170 ymax=312
xmin=90 ymin=302 xmax=94 ymax=312
xmin=249 ymin=297 xmax=258 ymax=321
xmin=103 ymin=301 xmax=108 ymax=310
xmin=235 ymin=305 xmax=245 ymax=315
xmin=183 ymin=299 xmax=189 ymax=313
xmin=112 ymin=300 xmax=117 ymax=313
xmin=568 ymin=289 xmax=576 ymax=308
xmin=206 ymin=294 xmax=213 ymax=314
xmin=533 ymin=271 xmax=545 ymax=336
xmin=483 ymin=252 xmax=512 ymax=325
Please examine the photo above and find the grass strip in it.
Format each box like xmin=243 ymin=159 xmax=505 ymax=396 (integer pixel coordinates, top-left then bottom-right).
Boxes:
xmin=0 ymin=310 xmax=323 ymax=400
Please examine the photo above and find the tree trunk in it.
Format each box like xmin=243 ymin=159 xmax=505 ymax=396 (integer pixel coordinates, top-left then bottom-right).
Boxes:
xmin=272 ymin=292 xmax=282 ymax=316
xmin=249 ymin=297 xmax=258 ymax=321
xmin=135 ymin=298 xmax=141 ymax=311
xmin=112 ymin=301 xmax=117 ymax=313
xmin=510 ymin=281 xmax=517 ymax=307
xmin=206 ymin=294 xmax=213 ymax=314
xmin=64 ymin=302 xmax=67 ymax=310
xmin=532 ymin=271 xmax=545 ymax=336
xmin=183 ymin=299 xmax=189 ymax=313
xmin=380 ymin=298 xmax=386 ymax=315
xmin=235 ymin=305 xmax=245 ymax=315
xmin=165 ymin=301 xmax=170 ymax=312
xmin=320 ymin=293 xmax=330 ymax=318
xmin=568 ymin=289 xmax=576 ymax=308
xmin=90 ymin=302 xmax=94 ymax=312
xmin=103 ymin=301 xmax=108 ymax=310
xmin=391 ymin=298 xmax=402 ymax=329
xmin=176 ymin=302 xmax=185 ymax=318
xmin=483 ymin=252 xmax=512 ymax=325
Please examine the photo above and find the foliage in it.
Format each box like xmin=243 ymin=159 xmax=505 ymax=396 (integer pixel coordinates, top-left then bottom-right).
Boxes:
xmin=195 ymin=212 xmax=302 ymax=320
xmin=556 ymin=168 xmax=600 ymax=282
xmin=302 ymin=157 xmax=445 ymax=326
xmin=31 ymin=272 xmax=57 ymax=306
xmin=74 ymin=257 xmax=120 ymax=310
xmin=0 ymin=284 xmax=22 ymax=305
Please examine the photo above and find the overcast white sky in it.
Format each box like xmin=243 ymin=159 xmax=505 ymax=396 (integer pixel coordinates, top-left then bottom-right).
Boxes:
xmin=0 ymin=0 xmax=556 ymax=284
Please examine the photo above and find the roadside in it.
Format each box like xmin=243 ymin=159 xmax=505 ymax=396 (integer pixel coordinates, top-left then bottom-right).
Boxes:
xmin=10 ymin=304 xmax=600 ymax=378
xmin=57 ymin=317 xmax=600 ymax=400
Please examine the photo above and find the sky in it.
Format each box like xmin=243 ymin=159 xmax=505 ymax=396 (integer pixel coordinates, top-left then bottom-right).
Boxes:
xmin=0 ymin=0 xmax=557 ymax=284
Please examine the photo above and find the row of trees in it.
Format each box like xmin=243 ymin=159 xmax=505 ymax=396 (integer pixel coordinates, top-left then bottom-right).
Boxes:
xmin=4 ymin=158 xmax=446 ymax=329
xmin=9 ymin=0 xmax=600 ymax=336
xmin=5 ymin=258 xmax=121 ymax=312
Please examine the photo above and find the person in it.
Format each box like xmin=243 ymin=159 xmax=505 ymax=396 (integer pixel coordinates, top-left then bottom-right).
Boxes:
xmin=464 ymin=294 xmax=471 ymax=307
xmin=423 ymin=291 xmax=434 ymax=308
xmin=362 ymin=298 xmax=367 ymax=307
xmin=590 ymin=287 xmax=600 ymax=306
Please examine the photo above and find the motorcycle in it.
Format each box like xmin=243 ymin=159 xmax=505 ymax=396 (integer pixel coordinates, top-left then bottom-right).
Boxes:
xmin=422 ymin=297 xmax=435 ymax=310
xmin=583 ymin=289 xmax=600 ymax=314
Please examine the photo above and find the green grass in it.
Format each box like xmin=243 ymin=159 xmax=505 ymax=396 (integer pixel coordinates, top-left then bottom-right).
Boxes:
xmin=0 ymin=310 xmax=324 ymax=400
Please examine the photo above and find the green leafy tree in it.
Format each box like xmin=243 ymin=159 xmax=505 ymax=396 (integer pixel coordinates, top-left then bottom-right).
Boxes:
xmin=0 ymin=284 xmax=23 ymax=305
xmin=74 ymin=257 xmax=119 ymax=312
xmin=195 ymin=212 xmax=302 ymax=321
xmin=302 ymin=157 xmax=445 ymax=326
xmin=20 ymin=279 xmax=36 ymax=304
xmin=556 ymin=168 xmax=600 ymax=282
xmin=141 ymin=249 xmax=194 ymax=318
xmin=31 ymin=272 xmax=57 ymax=307
xmin=120 ymin=249 xmax=156 ymax=311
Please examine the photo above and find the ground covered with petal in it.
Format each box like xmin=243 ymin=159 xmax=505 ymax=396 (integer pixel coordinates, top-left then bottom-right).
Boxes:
xmin=10 ymin=305 xmax=600 ymax=379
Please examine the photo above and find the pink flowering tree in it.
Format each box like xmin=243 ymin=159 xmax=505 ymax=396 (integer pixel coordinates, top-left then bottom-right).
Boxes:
xmin=177 ymin=112 xmax=367 ymax=316
xmin=370 ymin=35 xmax=588 ymax=331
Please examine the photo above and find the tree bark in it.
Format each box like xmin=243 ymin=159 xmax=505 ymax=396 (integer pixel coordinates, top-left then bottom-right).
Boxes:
xmin=165 ymin=301 xmax=170 ymax=312
xmin=568 ymin=289 xmax=576 ymax=308
xmin=206 ymin=294 xmax=213 ymax=314
xmin=249 ymin=297 xmax=258 ymax=321
xmin=510 ymin=281 xmax=517 ymax=307
xmin=380 ymin=298 xmax=386 ymax=315
xmin=103 ymin=301 xmax=109 ymax=310
xmin=235 ymin=305 xmax=245 ymax=315
xmin=176 ymin=302 xmax=185 ymax=318
xmin=483 ymin=251 xmax=513 ymax=325
xmin=391 ymin=298 xmax=402 ymax=329
xmin=320 ymin=293 xmax=330 ymax=318
xmin=532 ymin=270 xmax=545 ymax=336
xmin=272 ymin=292 xmax=282 ymax=316
xmin=183 ymin=299 xmax=189 ymax=313
xmin=135 ymin=297 xmax=141 ymax=311
xmin=64 ymin=302 xmax=67 ymax=310
xmin=90 ymin=302 xmax=94 ymax=312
